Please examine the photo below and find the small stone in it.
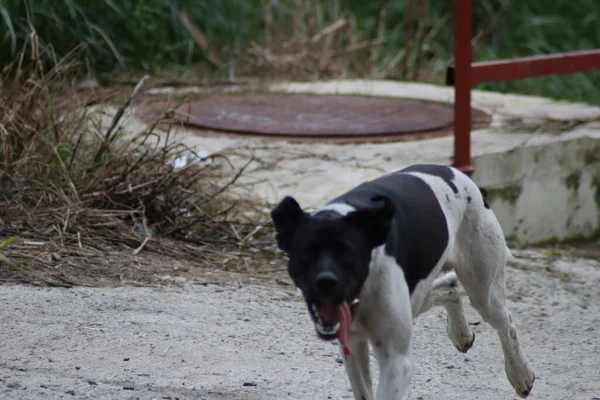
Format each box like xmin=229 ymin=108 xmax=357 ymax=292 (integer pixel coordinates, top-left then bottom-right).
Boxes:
xmin=123 ymin=358 xmax=130 ymax=362
xmin=6 ymin=382 xmax=20 ymax=389
xmin=77 ymin=79 xmax=99 ymax=90
xmin=65 ymin=390 xmax=75 ymax=395
xmin=123 ymin=386 xmax=135 ymax=390
xmin=87 ymin=380 xmax=97 ymax=385
xmin=243 ymin=382 xmax=257 ymax=387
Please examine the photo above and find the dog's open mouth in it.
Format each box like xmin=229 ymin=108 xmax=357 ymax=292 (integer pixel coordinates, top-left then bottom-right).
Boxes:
xmin=311 ymin=303 xmax=342 ymax=338
xmin=310 ymin=301 xmax=352 ymax=355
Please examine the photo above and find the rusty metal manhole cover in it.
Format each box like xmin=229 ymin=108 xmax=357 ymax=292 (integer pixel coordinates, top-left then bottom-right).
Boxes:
xmin=171 ymin=93 xmax=491 ymax=142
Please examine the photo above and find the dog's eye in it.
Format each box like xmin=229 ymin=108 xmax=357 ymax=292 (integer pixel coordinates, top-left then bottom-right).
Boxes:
xmin=340 ymin=252 xmax=353 ymax=263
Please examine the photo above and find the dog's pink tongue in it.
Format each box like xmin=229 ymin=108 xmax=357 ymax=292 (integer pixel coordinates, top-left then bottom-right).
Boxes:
xmin=338 ymin=301 xmax=352 ymax=357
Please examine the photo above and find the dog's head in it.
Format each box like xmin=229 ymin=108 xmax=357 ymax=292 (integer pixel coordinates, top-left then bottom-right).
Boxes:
xmin=271 ymin=195 xmax=395 ymax=340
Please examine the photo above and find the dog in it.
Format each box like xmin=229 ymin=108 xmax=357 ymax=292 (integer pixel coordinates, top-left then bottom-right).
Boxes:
xmin=271 ymin=164 xmax=535 ymax=400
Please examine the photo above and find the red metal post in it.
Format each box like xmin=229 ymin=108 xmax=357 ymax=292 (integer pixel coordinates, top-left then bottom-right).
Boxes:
xmin=453 ymin=0 xmax=473 ymax=174
xmin=471 ymin=50 xmax=600 ymax=84
xmin=448 ymin=5 xmax=600 ymax=175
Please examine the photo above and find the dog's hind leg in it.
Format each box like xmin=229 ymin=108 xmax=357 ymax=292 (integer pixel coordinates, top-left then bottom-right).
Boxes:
xmin=342 ymin=338 xmax=373 ymax=400
xmin=417 ymin=271 xmax=475 ymax=353
xmin=455 ymin=214 xmax=535 ymax=398
xmin=416 ymin=270 xmax=458 ymax=315
xmin=438 ymin=271 xmax=476 ymax=353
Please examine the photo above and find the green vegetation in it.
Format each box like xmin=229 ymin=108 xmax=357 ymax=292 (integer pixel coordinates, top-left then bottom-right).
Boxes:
xmin=1 ymin=0 xmax=599 ymax=103
xmin=0 ymin=0 xmax=261 ymax=73
xmin=485 ymin=184 xmax=522 ymax=206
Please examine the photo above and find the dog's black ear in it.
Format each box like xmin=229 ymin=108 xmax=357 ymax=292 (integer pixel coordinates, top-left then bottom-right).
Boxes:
xmin=271 ymin=196 xmax=306 ymax=252
xmin=344 ymin=195 xmax=395 ymax=248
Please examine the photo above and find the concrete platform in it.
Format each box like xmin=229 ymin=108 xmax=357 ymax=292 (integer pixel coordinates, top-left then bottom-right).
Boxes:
xmin=125 ymin=80 xmax=600 ymax=245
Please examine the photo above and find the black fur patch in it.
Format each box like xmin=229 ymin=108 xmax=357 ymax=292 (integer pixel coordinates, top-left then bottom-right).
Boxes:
xmin=478 ymin=187 xmax=491 ymax=209
xmin=330 ymin=171 xmax=449 ymax=293
xmin=271 ymin=198 xmax=387 ymax=313
xmin=401 ymin=164 xmax=458 ymax=194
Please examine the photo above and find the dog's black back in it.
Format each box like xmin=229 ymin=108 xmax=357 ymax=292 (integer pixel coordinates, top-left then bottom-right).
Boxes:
xmin=326 ymin=168 xmax=450 ymax=293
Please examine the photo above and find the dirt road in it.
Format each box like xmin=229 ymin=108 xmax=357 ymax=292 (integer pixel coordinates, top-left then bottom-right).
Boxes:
xmin=1 ymin=247 xmax=599 ymax=400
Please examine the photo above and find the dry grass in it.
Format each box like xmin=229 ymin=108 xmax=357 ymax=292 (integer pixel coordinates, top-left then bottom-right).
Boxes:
xmin=224 ymin=0 xmax=389 ymax=80
xmin=214 ymin=0 xmax=442 ymax=83
xmin=0 ymin=34 xmax=278 ymax=287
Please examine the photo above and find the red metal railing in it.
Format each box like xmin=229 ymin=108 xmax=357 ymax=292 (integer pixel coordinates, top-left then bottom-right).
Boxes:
xmin=448 ymin=0 xmax=600 ymax=174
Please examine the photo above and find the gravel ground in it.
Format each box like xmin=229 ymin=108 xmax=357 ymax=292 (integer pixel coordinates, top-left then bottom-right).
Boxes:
xmin=1 ymin=247 xmax=599 ymax=400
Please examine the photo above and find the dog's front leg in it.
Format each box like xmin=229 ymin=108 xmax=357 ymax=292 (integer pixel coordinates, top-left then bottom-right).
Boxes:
xmin=362 ymin=253 xmax=414 ymax=400
xmin=342 ymin=337 xmax=373 ymax=400
xmin=373 ymin=341 xmax=413 ymax=400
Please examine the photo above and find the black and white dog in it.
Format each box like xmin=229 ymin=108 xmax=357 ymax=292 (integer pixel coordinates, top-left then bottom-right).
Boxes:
xmin=271 ymin=164 xmax=535 ymax=400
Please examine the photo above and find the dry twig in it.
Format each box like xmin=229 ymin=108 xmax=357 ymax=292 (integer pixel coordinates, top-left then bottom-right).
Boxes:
xmin=0 ymin=36 xmax=279 ymax=286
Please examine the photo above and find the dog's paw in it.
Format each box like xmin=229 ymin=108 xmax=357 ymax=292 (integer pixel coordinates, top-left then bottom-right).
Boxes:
xmin=507 ymin=362 xmax=535 ymax=398
xmin=457 ymin=330 xmax=475 ymax=353
xmin=446 ymin=315 xmax=475 ymax=353
xmin=450 ymin=329 xmax=475 ymax=353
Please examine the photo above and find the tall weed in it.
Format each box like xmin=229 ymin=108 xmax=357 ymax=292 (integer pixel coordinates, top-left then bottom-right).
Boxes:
xmin=1 ymin=0 xmax=599 ymax=103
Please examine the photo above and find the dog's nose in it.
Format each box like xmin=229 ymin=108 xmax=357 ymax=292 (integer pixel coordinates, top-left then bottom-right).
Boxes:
xmin=314 ymin=271 xmax=339 ymax=296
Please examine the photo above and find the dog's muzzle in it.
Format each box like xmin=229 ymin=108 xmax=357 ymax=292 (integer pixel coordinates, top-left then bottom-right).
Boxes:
xmin=309 ymin=271 xmax=345 ymax=338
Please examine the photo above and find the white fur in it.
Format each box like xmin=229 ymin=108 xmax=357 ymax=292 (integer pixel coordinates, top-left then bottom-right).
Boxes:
xmin=345 ymin=247 xmax=414 ymax=400
xmin=318 ymin=202 xmax=356 ymax=216
xmin=340 ymin=167 xmax=535 ymax=400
